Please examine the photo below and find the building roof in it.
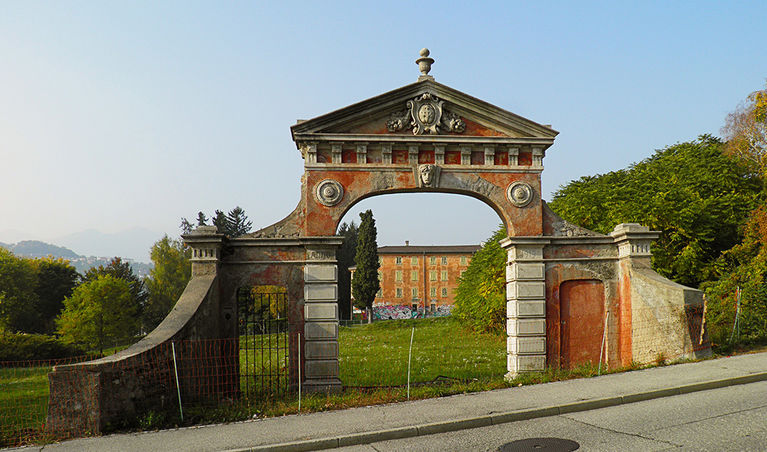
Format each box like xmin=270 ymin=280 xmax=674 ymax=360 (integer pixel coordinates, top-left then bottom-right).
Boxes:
xmin=377 ymin=245 xmax=481 ymax=255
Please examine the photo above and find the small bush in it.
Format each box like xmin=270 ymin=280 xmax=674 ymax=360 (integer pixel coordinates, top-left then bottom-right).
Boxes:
xmin=0 ymin=333 xmax=86 ymax=362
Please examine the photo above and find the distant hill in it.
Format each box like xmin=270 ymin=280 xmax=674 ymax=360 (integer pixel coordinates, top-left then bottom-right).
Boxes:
xmin=0 ymin=240 xmax=153 ymax=278
xmin=6 ymin=240 xmax=79 ymax=259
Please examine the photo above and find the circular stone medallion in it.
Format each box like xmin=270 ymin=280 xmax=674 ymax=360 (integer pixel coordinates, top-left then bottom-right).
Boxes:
xmin=315 ymin=179 xmax=344 ymax=207
xmin=507 ymin=181 xmax=534 ymax=207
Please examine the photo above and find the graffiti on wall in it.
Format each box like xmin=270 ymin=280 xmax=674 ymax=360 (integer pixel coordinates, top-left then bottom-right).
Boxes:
xmin=372 ymin=304 xmax=453 ymax=320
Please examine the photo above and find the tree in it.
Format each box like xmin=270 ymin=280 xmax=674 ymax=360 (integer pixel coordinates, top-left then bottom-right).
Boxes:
xmin=453 ymin=225 xmax=507 ymax=334
xmin=352 ymin=210 xmax=380 ymax=323
xmin=143 ymin=235 xmax=192 ymax=331
xmin=722 ymin=84 xmax=767 ymax=180
xmin=56 ymin=275 xmax=139 ymax=354
xmin=212 ymin=209 xmax=228 ymax=233
xmin=180 ymin=217 xmax=195 ymax=235
xmin=549 ymin=135 xmax=764 ymax=287
xmin=84 ymin=257 xmax=147 ymax=322
xmin=0 ymin=249 xmax=39 ymax=333
xmin=181 ymin=207 xmax=252 ymax=237
xmin=226 ymin=206 xmax=252 ymax=237
xmin=32 ymin=257 xmax=80 ymax=334
xmin=336 ymin=221 xmax=359 ymax=320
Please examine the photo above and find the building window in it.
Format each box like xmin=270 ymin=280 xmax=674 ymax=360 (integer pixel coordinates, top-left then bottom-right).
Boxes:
xmin=411 ymin=270 xmax=418 ymax=281
xmin=411 ymin=287 xmax=418 ymax=298
xmin=376 ymin=288 xmax=382 ymax=297
xmin=430 ymin=303 xmax=436 ymax=313
xmin=430 ymin=287 xmax=437 ymax=297
xmin=441 ymin=288 xmax=448 ymax=297
xmin=461 ymin=256 xmax=468 ymax=266
xmin=441 ymin=256 xmax=448 ymax=265
xmin=429 ymin=270 xmax=437 ymax=281
xmin=411 ymin=303 xmax=418 ymax=311
xmin=429 ymin=256 xmax=436 ymax=265
xmin=396 ymin=256 xmax=402 ymax=265
xmin=441 ymin=270 xmax=448 ymax=281
xmin=379 ymin=257 xmax=383 ymax=265
xmin=460 ymin=270 xmax=466 ymax=278
xmin=395 ymin=270 xmax=402 ymax=282
xmin=378 ymin=270 xmax=383 ymax=281
xmin=396 ymin=287 xmax=403 ymax=298
xmin=411 ymin=256 xmax=418 ymax=265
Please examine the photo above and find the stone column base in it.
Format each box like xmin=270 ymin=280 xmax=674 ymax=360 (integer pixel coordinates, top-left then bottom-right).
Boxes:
xmin=302 ymin=378 xmax=342 ymax=394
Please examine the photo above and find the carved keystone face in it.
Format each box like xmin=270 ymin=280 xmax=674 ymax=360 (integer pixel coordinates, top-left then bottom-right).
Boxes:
xmin=419 ymin=164 xmax=436 ymax=186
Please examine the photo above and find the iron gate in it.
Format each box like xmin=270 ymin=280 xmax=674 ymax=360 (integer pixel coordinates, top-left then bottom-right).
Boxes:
xmin=237 ymin=287 xmax=293 ymax=400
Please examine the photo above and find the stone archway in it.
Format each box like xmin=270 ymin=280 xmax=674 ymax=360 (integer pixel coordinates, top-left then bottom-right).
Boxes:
xmin=47 ymin=50 xmax=710 ymax=434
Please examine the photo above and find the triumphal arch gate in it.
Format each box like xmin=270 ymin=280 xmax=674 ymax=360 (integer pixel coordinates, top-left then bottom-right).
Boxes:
xmin=47 ymin=50 xmax=708 ymax=432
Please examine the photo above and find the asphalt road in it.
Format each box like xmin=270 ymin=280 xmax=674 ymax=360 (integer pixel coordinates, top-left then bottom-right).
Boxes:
xmin=335 ymin=380 xmax=767 ymax=452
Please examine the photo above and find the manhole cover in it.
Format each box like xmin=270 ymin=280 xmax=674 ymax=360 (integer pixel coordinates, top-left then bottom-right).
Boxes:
xmin=498 ymin=437 xmax=580 ymax=452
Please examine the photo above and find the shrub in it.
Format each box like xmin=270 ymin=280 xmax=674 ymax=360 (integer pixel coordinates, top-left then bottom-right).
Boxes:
xmin=0 ymin=333 xmax=86 ymax=362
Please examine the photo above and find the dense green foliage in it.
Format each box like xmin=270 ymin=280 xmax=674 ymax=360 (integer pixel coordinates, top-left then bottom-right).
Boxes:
xmin=56 ymin=275 xmax=139 ymax=354
xmin=549 ymin=135 xmax=764 ymax=287
xmin=702 ymin=206 xmax=767 ymax=346
xmin=352 ymin=210 xmax=380 ymax=315
xmin=143 ymin=235 xmax=191 ymax=331
xmin=453 ymin=225 xmax=507 ymax=334
xmin=0 ymin=333 xmax=86 ymax=361
xmin=336 ymin=221 xmax=358 ymax=320
xmin=31 ymin=258 xmax=80 ymax=334
xmin=0 ymin=249 xmax=40 ymax=333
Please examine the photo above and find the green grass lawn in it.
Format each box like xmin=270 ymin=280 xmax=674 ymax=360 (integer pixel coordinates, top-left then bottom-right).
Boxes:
xmin=0 ymin=366 xmax=50 ymax=447
xmin=339 ymin=317 xmax=506 ymax=387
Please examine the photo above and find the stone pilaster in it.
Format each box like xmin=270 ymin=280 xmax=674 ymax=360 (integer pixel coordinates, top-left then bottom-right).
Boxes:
xmin=484 ymin=146 xmax=495 ymax=165
xmin=460 ymin=146 xmax=472 ymax=165
xmin=502 ymin=237 xmax=550 ymax=379
xmin=508 ymin=147 xmax=519 ymax=166
xmin=408 ymin=144 xmax=419 ymax=165
xmin=302 ymin=242 xmax=342 ymax=392
xmin=381 ymin=143 xmax=392 ymax=164
xmin=331 ymin=142 xmax=342 ymax=164
xmin=356 ymin=142 xmax=368 ymax=164
xmin=609 ymin=223 xmax=658 ymax=265
xmin=434 ymin=144 xmax=445 ymax=164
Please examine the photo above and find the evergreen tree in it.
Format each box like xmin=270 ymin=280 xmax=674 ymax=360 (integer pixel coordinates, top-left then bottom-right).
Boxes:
xmin=212 ymin=209 xmax=228 ymax=234
xmin=352 ymin=210 xmax=379 ymax=323
xmin=226 ymin=206 xmax=253 ymax=237
xmin=180 ymin=218 xmax=194 ymax=235
xmin=196 ymin=211 xmax=209 ymax=226
xmin=336 ymin=221 xmax=358 ymax=320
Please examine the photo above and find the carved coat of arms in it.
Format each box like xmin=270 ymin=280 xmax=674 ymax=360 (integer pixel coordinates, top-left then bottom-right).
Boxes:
xmin=386 ymin=92 xmax=465 ymax=135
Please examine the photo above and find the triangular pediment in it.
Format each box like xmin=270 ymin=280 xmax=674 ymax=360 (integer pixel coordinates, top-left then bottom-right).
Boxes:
xmin=290 ymin=80 xmax=558 ymax=146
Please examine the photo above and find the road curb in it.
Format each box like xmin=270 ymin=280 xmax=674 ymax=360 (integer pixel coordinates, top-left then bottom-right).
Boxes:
xmin=227 ymin=371 xmax=767 ymax=452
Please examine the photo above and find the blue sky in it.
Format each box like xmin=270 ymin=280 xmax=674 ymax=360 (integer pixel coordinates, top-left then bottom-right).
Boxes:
xmin=2 ymin=1 xmax=766 ymax=262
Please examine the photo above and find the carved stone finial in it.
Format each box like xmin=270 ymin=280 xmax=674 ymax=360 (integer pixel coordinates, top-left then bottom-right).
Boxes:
xmin=416 ymin=48 xmax=435 ymax=81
